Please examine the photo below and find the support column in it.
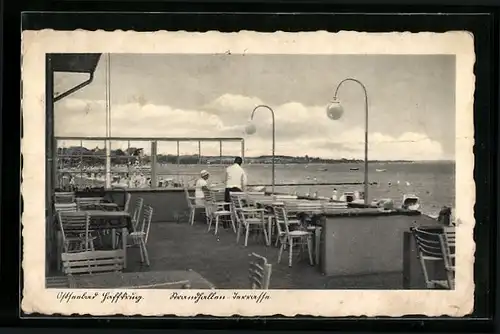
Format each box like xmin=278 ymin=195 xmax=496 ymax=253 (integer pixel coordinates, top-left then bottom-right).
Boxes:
xmin=219 ymin=140 xmax=223 ymax=165
xmin=105 ymin=139 xmax=111 ymax=188
xmin=45 ymin=54 xmax=54 ymax=275
xmin=198 ymin=141 xmax=201 ymax=164
xmin=176 ymin=141 xmax=180 ymax=166
xmin=151 ymin=141 xmax=158 ymax=189
xmin=241 ymin=140 xmax=245 ymax=163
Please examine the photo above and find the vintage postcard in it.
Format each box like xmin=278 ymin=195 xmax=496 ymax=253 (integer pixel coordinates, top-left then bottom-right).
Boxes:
xmin=21 ymin=30 xmax=475 ymax=317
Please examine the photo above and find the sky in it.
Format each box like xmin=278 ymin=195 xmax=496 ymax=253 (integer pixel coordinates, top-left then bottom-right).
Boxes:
xmin=54 ymin=53 xmax=456 ymax=160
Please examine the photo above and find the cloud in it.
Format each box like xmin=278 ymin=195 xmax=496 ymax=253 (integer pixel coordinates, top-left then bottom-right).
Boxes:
xmin=55 ymin=94 xmax=446 ymax=160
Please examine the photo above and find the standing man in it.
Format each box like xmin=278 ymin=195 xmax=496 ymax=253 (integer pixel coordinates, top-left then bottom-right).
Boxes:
xmin=224 ymin=157 xmax=247 ymax=204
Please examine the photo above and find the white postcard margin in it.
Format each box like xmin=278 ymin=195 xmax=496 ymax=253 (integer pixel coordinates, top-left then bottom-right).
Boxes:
xmin=21 ymin=30 xmax=476 ymax=317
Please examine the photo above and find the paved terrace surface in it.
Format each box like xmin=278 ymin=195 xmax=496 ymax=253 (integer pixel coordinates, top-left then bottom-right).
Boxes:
xmin=126 ymin=220 xmax=403 ymax=289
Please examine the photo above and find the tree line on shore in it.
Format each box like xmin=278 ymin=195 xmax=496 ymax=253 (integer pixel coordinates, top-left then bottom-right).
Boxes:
xmin=57 ymin=146 xmax=413 ymax=166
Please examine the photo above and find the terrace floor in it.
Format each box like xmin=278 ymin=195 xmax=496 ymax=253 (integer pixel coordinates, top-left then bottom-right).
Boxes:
xmin=125 ymin=219 xmax=404 ymax=289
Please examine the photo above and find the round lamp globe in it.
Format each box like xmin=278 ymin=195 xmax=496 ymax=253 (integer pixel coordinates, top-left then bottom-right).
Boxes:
xmin=245 ymin=123 xmax=257 ymax=135
xmin=326 ymin=100 xmax=344 ymax=120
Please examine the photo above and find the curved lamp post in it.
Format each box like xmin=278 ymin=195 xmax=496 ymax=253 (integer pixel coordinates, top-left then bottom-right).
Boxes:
xmin=245 ymin=105 xmax=276 ymax=194
xmin=327 ymin=78 xmax=369 ymax=205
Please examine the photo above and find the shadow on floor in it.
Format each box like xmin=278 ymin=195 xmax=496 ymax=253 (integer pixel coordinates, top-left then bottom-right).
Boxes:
xmin=126 ymin=221 xmax=404 ymax=289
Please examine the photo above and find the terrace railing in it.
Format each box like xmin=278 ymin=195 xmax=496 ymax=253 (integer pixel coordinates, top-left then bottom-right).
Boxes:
xmin=54 ymin=136 xmax=245 ymax=191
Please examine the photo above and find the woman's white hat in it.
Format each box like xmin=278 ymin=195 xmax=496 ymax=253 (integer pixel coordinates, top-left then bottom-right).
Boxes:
xmin=200 ymin=170 xmax=209 ymax=177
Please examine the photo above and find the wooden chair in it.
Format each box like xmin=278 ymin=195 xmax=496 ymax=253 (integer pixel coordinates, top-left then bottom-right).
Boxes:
xmin=62 ymin=249 xmax=125 ymax=276
xmin=273 ymin=205 xmax=313 ymax=267
xmin=55 ymin=192 xmax=75 ymax=204
xmin=231 ymin=193 xmax=269 ymax=247
xmin=184 ymin=186 xmax=205 ymax=226
xmin=248 ymin=253 xmax=272 ymax=289
xmin=204 ymin=189 xmax=235 ymax=235
xmin=57 ymin=211 xmax=96 ymax=253
xmin=412 ymin=227 xmax=455 ymax=289
xmin=128 ymin=205 xmax=154 ymax=266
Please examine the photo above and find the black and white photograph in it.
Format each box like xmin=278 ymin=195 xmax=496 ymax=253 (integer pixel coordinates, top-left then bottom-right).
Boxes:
xmin=21 ymin=31 xmax=475 ymax=317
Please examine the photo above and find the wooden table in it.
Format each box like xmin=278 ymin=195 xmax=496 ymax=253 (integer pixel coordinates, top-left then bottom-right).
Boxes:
xmin=69 ymin=270 xmax=215 ymax=289
xmin=248 ymin=196 xmax=347 ymax=245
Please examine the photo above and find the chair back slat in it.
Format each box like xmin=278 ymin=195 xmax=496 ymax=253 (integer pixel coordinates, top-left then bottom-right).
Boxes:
xmin=213 ymin=191 xmax=226 ymax=202
xmin=139 ymin=206 xmax=154 ymax=243
xmin=413 ymin=228 xmax=443 ymax=258
xmin=132 ymin=197 xmax=144 ymax=229
xmin=55 ymin=192 xmax=75 ymax=204
xmin=248 ymin=253 xmax=272 ymax=289
xmin=247 ymin=192 xmax=266 ymax=196
xmin=55 ymin=203 xmax=77 ymax=213
xmin=61 ymin=250 xmax=125 ymax=275
xmin=123 ymin=193 xmax=132 ymax=212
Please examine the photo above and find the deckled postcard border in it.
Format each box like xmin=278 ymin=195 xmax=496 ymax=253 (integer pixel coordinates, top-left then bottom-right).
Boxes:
xmin=21 ymin=30 xmax=475 ymax=317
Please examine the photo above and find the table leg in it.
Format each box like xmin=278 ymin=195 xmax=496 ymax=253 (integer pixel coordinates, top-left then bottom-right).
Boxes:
xmin=122 ymin=227 xmax=128 ymax=269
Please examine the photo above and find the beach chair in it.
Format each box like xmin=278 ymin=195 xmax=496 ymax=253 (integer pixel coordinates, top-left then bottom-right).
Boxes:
xmin=128 ymin=205 xmax=154 ymax=266
xmin=412 ymin=227 xmax=455 ymax=289
xmin=231 ymin=193 xmax=269 ymax=247
xmin=248 ymin=253 xmax=272 ymax=289
xmin=273 ymin=205 xmax=313 ymax=267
